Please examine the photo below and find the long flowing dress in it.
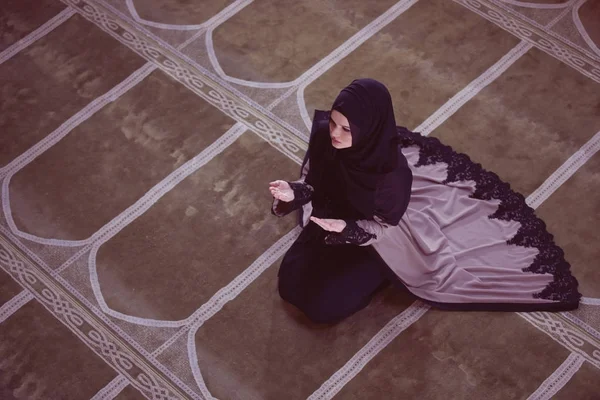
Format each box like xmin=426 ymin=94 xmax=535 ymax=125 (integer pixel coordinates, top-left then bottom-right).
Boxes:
xmin=273 ymin=110 xmax=580 ymax=323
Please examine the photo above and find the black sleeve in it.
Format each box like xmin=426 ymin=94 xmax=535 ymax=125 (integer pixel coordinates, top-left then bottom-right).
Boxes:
xmin=271 ymin=181 xmax=314 ymax=217
xmin=324 ymin=220 xmax=377 ymax=245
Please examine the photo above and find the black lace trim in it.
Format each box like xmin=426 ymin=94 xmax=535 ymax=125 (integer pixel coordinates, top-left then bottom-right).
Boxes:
xmin=289 ymin=182 xmax=313 ymax=205
xmin=397 ymin=127 xmax=581 ymax=305
xmin=271 ymin=181 xmax=314 ymax=217
xmin=324 ymin=220 xmax=377 ymax=245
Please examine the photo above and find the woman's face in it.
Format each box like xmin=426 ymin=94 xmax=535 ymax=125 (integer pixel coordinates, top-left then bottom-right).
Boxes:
xmin=329 ymin=110 xmax=353 ymax=149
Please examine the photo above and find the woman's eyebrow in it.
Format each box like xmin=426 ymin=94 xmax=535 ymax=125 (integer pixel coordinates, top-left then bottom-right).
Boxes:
xmin=330 ymin=116 xmax=350 ymax=130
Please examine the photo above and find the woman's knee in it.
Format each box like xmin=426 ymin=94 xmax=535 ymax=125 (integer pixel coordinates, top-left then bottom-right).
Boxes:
xmin=278 ymin=284 xmax=349 ymax=324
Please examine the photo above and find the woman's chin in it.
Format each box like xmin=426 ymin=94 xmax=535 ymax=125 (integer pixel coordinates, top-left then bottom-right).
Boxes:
xmin=331 ymin=140 xmax=349 ymax=149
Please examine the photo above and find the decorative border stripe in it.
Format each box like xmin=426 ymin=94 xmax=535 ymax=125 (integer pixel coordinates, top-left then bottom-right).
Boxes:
xmin=561 ymin=312 xmax=600 ymax=342
xmin=453 ymin=0 xmax=600 ymax=84
xmin=526 ymin=353 xmax=585 ymax=400
xmin=0 ymin=63 xmax=156 ymax=246
xmin=87 ymin=124 xmax=247 ymax=327
xmin=61 ymin=0 xmax=307 ymax=164
xmin=0 ymin=1 xmax=597 ymax=398
xmin=527 ymin=130 xmax=600 ymax=209
xmin=518 ymin=312 xmax=600 ymax=370
xmin=185 ymin=227 xmax=301 ymax=398
xmin=414 ymin=41 xmax=531 ymax=136
xmin=308 ymin=302 xmax=430 ymax=400
xmin=91 ymin=375 xmax=130 ymax=400
xmin=0 ymin=290 xmax=34 ymax=324
xmin=0 ymin=233 xmax=189 ymax=399
xmin=0 ymin=8 xmax=76 ymax=65
xmin=580 ymin=297 xmax=600 ymax=306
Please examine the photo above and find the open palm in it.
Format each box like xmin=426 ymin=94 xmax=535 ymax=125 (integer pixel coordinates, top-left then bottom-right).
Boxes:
xmin=310 ymin=217 xmax=346 ymax=233
xmin=269 ymin=180 xmax=294 ymax=202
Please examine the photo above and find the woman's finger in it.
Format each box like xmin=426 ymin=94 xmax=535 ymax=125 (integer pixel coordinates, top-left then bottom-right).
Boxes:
xmin=311 ymin=217 xmax=333 ymax=232
xmin=318 ymin=218 xmax=344 ymax=232
xmin=318 ymin=218 xmax=331 ymax=227
xmin=270 ymin=180 xmax=286 ymax=187
xmin=310 ymin=217 xmax=324 ymax=229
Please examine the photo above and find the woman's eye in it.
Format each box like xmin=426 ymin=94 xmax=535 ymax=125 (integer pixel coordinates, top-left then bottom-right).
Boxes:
xmin=343 ymin=127 xmax=350 ymax=132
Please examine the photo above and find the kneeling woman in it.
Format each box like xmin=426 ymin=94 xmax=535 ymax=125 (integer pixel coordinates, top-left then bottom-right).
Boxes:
xmin=269 ymin=78 xmax=580 ymax=324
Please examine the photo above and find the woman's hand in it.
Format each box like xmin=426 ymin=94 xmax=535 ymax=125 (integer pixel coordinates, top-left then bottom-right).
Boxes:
xmin=269 ymin=180 xmax=294 ymax=202
xmin=310 ymin=217 xmax=346 ymax=233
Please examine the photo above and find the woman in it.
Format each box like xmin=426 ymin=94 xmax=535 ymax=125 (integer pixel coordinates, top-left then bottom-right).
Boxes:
xmin=270 ymin=78 xmax=580 ymax=324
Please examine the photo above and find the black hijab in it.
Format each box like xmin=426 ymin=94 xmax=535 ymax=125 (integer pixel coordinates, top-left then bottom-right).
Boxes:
xmin=304 ymin=78 xmax=410 ymax=224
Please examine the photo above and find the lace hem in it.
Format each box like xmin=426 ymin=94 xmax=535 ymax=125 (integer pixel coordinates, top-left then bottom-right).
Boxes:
xmin=324 ymin=220 xmax=377 ymax=245
xmin=271 ymin=181 xmax=314 ymax=217
xmin=289 ymin=182 xmax=313 ymax=204
xmin=397 ymin=127 xmax=581 ymax=305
